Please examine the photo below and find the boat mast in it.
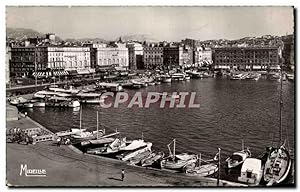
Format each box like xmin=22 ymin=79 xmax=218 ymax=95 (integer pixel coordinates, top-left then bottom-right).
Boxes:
xmin=217 ymin=148 xmax=221 ymax=186
xmin=96 ymin=111 xmax=99 ymax=140
xmin=173 ymin=138 xmax=176 ymax=159
xmin=279 ymin=66 xmax=283 ymax=147
xmin=79 ymin=106 xmax=82 ymax=131
xmin=199 ymin=153 xmax=201 ymax=167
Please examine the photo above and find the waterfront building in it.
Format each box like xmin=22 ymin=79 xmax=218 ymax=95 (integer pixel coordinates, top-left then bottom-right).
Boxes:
xmin=281 ymin=34 xmax=294 ymax=71
xmin=143 ymin=43 xmax=164 ymax=70
xmin=163 ymin=45 xmax=183 ymax=68
xmin=212 ymin=46 xmax=281 ymax=71
xmin=47 ymin=46 xmax=91 ymax=75
xmin=182 ymin=38 xmax=201 ymax=64
xmin=10 ymin=46 xmax=48 ymax=77
xmin=126 ymin=43 xmax=144 ymax=70
xmin=90 ymin=43 xmax=129 ymax=68
xmin=194 ymin=47 xmax=213 ymax=67
xmin=10 ymin=45 xmax=91 ymax=78
xmin=6 ymin=46 xmax=11 ymax=84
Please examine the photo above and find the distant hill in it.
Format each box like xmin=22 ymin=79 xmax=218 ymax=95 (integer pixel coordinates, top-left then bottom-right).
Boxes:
xmin=117 ymin=34 xmax=158 ymax=42
xmin=7 ymin=28 xmax=44 ymax=40
xmin=7 ymin=27 xmax=62 ymax=41
xmin=65 ymin=37 xmax=107 ymax=43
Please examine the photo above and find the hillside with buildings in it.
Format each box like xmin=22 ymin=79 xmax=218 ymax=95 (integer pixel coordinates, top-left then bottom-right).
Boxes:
xmin=5 ymin=28 xmax=294 ymax=84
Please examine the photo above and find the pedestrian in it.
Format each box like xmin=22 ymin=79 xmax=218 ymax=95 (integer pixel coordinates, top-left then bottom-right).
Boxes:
xmin=57 ymin=137 xmax=61 ymax=147
xmin=121 ymin=169 xmax=125 ymax=181
xmin=24 ymin=112 xmax=27 ymax=118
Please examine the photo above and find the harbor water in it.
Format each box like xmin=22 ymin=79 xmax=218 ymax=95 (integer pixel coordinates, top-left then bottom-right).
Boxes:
xmin=25 ymin=78 xmax=295 ymax=183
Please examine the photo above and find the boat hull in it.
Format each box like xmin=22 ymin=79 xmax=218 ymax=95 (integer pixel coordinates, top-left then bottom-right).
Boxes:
xmin=162 ymin=158 xmax=197 ymax=171
xmin=185 ymin=163 xmax=218 ymax=177
xmin=33 ymin=102 xmax=46 ymax=107
xmin=263 ymin=146 xmax=292 ymax=185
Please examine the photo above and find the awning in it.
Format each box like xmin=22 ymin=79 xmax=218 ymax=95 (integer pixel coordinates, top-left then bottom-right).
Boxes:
xmin=253 ymin=66 xmax=262 ymax=69
xmin=114 ymin=67 xmax=127 ymax=71
xmin=89 ymin=69 xmax=95 ymax=73
xmin=270 ymin=65 xmax=281 ymax=70
xmin=53 ymin=71 xmax=69 ymax=76
xmin=33 ymin=72 xmax=46 ymax=78
xmin=214 ymin=65 xmax=230 ymax=69
xmin=77 ymin=69 xmax=91 ymax=75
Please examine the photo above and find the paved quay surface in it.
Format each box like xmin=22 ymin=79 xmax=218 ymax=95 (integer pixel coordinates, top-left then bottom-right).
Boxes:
xmin=6 ymin=114 xmax=247 ymax=187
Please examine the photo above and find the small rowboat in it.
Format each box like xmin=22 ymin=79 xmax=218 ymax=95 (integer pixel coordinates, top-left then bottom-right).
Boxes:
xmin=184 ymin=153 xmax=218 ymax=177
xmin=185 ymin=163 xmax=218 ymax=177
xmin=129 ymin=150 xmax=152 ymax=165
xmin=141 ymin=151 xmax=165 ymax=167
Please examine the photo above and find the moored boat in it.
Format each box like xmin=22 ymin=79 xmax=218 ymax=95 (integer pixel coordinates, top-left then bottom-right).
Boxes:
xmin=22 ymin=102 xmax=34 ymax=108
xmin=184 ymin=153 xmax=218 ymax=177
xmin=141 ymin=151 xmax=165 ymax=167
xmin=238 ymin=158 xmax=263 ymax=186
xmin=76 ymin=92 xmax=104 ymax=104
xmin=33 ymin=101 xmax=46 ymax=107
xmin=161 ymin=139 xmax=197 ymax=171
xmin=128 ymin=150 xmax=152 ymax=165
xmin=226 ymin=140 xmax=251 ymax=169
xmin=9 ymin=97 xmax=27 ymax=105
xmin=119 ymin=142 xmax=152 ymax=161
xmin=97 ymin=82 xmax=123 ymax=92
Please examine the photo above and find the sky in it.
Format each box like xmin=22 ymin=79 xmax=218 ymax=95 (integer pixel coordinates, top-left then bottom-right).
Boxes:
xmin=6 ymin=6 xmax=294 ymax=41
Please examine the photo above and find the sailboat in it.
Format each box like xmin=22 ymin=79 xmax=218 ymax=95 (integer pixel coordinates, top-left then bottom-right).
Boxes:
xmin=184 ymin=153 xmax=218 ymax=177
xmin=72 ymin=108 xmax=103 ymax=141
xmin=225 ymin=140 xmax=251 ymax=169
xmin=161 ymin=139 xmax=197 ymax=171
xmin=80 ymin=111 xmax=119 ymax=146
xmin=263 ymin=69 xmax=292 ymax=186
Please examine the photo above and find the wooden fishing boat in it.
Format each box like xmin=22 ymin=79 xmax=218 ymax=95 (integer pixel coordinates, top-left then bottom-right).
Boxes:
xmin=141 ymin=151 xmax=165 ymax=167
xmin=118 ymin=142 xmax=152 ymax=161
xmin=226 ymin=140 xmax=251 ymax=169
xmin=129 ymin=150 xmax=152 ymax=165
xmin=92 ymin=137 xmax=127 ymax=155
xmin=263 ymin=144 xmax=291 ymax=186
xmin=161 ymin=139 xmax=197 ymax=171
xmin=184 ymin=154 xmax=218 ymax=177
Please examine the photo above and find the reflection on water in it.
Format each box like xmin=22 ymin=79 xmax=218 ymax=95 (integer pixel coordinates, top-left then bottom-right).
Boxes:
xmin=34 ymin=107 xmax=45 ymax=114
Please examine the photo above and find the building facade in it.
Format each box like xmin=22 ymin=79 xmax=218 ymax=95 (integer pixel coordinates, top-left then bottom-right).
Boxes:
xmin=10 ymin=46 xmax=48 ymax=77
xmin=194 ymin=47 xmax=213 ymax=67
xmin=47 ymin=46 xmax=91 ymax=71
xmin=212 ymin=47 xmax=281 ymax=70
xmin=126 ymin=43 xmax=144 ymax=70
xmin=163 ymin=46 xmax=183 ymax=68
xmin=143 ymin=44 xmax=164 ymax=70
xmin=10 ymin=46 xmax=91 ymax=77
xmin=94 ymin=43 xmax=129 ymax=68
xmin=182 ymin=38 xmax=201 ymax=64
xmin=6 ymin=46 xmax=11 ymax=84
